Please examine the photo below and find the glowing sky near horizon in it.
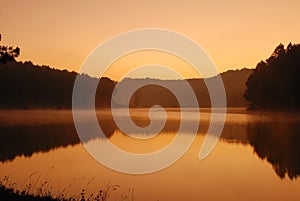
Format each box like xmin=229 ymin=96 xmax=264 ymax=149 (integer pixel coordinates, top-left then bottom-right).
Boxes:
xmin=1 ymin=0 xmax=300 ymax=80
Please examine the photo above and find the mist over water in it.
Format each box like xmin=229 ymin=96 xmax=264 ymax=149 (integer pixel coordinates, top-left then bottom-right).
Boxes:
xmin=1 ymin=109 xmax=300 ymax=201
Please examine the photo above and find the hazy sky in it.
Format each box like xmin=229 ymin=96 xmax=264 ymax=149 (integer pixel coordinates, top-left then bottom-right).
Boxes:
xmin=1 ymin=0 xmax=300 ymax=80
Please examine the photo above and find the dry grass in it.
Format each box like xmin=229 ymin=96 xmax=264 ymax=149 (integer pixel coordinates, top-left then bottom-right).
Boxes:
xmin=0 ymin=175 xmax=134 ymax=201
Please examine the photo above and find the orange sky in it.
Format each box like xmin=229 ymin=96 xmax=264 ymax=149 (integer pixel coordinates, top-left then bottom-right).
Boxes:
xmin=1 ymin=0 xmax=300 ymax=80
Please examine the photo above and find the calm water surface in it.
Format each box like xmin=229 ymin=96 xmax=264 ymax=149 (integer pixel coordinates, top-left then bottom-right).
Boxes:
xmin=0 ymin=109 xmax=300 ymax=201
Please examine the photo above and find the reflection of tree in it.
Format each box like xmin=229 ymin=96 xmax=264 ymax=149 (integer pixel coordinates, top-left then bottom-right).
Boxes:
xmin=246 ymin=121 xmax=300 ymax=179
xmin=3 ymin=108 xmax=300 ymax=181
xmin=0 ymin=123 xmax=79 ymax=162
xmin=0 ymin=116 xmax=116 ymax=162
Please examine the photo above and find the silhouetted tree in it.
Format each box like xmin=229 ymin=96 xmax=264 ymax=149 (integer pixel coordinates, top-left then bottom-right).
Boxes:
xmin=0 ymin=35 xmax=20 ymax=64
xmin=245 ymin=43 xmax=300 ymax=110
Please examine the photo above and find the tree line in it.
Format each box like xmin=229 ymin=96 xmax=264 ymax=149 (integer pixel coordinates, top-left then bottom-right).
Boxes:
xmin=0 ymin=61 xmax=115 ymax=109
xmin=2 ymin=35 xmax=299 ymax=110
xmin=245 ymin=43 xmax=300 ymax=110
xmin=0 ymin=60 xmax=251 ymax=109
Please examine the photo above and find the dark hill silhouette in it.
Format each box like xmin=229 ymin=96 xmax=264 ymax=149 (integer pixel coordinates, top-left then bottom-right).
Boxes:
xmin=0 ymin=61 xmax=116 ymax=109
xmin=117 ymin=68 xmax=252 ymax=108
xmin=245 ymin=43 xmax=300 ymax=110
xmin=0 ymin=60 xmax=252 ymax=109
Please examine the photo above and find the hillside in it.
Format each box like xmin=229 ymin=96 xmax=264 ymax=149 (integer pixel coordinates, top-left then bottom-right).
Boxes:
xmin=0 ymin=61 xmax=252 ymax=109
xmin=116 ymin=68 xmax=252 ymax=107
xmin=0 ymin=61 xmax=115 ymax=109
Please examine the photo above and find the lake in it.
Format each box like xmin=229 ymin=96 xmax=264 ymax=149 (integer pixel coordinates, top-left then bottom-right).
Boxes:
xmin=0 ymin=108 xmax=300 ymax=201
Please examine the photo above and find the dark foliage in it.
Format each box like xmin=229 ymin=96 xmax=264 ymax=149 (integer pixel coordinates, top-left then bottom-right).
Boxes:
xmin=0 ymin=179 xmax=124 ymax=201
xmin=0 ymin=183 xmax=59 ymax=201
xmin=245 ymin=43 xmax=300 ymax=110
xmin=0 ymin=61 xmax=116 ymax=109
xmin=0 ymin=60 xmax=251 ymax=109
xmin=0 ymin=46 xmax=20 ymax=64
xmin=0 ymin=34 xmax=20 ymax=64
xmin=120 ymin=69 xmax=251 ymax=108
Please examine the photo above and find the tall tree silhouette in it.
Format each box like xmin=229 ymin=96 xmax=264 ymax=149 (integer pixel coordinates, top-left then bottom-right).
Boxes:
xmin=245 ymin=43 xmax=300 ymax=110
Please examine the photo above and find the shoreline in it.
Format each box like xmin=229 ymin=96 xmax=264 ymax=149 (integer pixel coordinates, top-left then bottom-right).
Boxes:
xmin=1 ymin=107 xmax=300 ymax=127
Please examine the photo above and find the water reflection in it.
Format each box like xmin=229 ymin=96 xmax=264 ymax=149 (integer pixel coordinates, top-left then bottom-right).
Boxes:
xmin=0 ymin=111 xmax=116 ymax=162
xmin=247 ymin=121 xmax=300 ymax=179
xmin=0 ymin=123 xmax=79 ymax=162
xmin=0 ymin=110 xmax=300 ymax=180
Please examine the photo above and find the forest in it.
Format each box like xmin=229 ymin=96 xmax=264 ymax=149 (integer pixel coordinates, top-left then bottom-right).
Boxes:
xmin=0 ymin=60 xmax=251 ymax=109
xmin=245 ymin=43 xmax=300 ymax=110
xmin=1 ymin=40 xmax=300 ymax=110
xmin=0 ymin=61 xmax=115 ymax=109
